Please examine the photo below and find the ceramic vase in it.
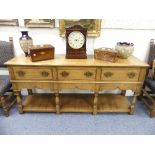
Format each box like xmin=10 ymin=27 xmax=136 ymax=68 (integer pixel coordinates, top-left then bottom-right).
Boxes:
xmin=19 ymin=31 xmax=33 ymax=57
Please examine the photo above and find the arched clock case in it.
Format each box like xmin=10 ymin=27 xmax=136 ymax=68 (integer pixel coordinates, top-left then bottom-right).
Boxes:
xmin=65 ymin=25 xmax=87 ymax=59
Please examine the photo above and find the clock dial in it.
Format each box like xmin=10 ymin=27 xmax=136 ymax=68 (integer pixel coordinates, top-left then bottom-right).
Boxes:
xmin=68 ymin=31 xmax=85 ymax=49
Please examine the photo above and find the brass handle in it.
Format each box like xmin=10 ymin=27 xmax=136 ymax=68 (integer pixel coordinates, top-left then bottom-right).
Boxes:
xmin=61 ymin=71 xmax=69 ymax=77
xmin=104 ymin=72 xmax=113 ymax=78
xmin=128 ymin=72 xmax=136 ymax=78
xmin=41 ymin=71 xmax=49 ymax=77
xmin=17 ymin=71 xmax=25 ymax=77
xmin=84 ymin=71 xmax=93 ymax=77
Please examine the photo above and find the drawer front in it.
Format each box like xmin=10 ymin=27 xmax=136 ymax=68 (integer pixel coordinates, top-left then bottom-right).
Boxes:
xmin=101 ymin=68 xmax=140 ymax=81
xmin=57 ymin=83 xmax=96 ymax=91
xmin=58 ymin=68 xmax=96 ymax=80
xmin=13 ymin=67 xmax=53 ymax=80
xmin=12 ymin=82 xmax=54 ymax=90
xmin=99 ymin=83 xmax=138 ymax=91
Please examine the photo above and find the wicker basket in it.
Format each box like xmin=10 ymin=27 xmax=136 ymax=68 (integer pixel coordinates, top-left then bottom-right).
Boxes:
xmin=94 ymin=47 xmax=118 ymax=62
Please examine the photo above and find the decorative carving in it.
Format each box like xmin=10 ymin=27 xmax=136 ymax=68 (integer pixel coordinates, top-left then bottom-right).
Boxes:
xmin=128 ymin=72 xmax=135 ymax=78
xmin=61 ymin=71 xmax=69 ymax=77
xmin=17 ymin=71 xmax=25 ymax=77
xmin=84 ymin=71 xmax=93 ymax=77
xmin=104 ymin=72 xmax=113 ymax=78
xmin=41 ymin=71 xmax=49 ymax=77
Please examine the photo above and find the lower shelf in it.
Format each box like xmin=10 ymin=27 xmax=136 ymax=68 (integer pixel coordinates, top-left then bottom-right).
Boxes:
xmin=22 ymin=93 xmax=131 ymax=113
xmin=98 ymin=94 xmax=131 ymax=113
xmin=23 ymin=94 xmax=55 ymax=112
xmin=60 ymin=94 xmax=93 ymax=113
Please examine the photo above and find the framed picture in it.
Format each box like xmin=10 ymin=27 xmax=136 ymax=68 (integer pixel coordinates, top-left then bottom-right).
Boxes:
xmin=59 ymin=19 xmax=102 ymax=37
xmin=24 ymin=19 xmax=55 ymax=28
xmin=0 ymin=19 xmax=18 ymax=26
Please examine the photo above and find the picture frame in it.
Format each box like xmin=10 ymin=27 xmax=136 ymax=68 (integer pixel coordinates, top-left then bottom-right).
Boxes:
xmin=59 ymin=19 xmax=102 ymax=37
xmin=0 ymin=19 xmax=19 ymax=26
xmin=24 ymin=19 xmax=55 ymax=28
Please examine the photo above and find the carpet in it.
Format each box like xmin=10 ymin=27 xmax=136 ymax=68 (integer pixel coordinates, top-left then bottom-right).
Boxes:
xmin=0 ymin=97 xmax=155 ymax=135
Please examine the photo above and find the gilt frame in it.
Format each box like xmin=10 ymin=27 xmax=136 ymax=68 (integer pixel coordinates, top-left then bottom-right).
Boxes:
xmin=59 ymin=19 xmax=102 ymax=37
xmin=0 ymin=19 xmax=18 ymax=26
xmin=24 ymin=19 xmax=55 ymax=28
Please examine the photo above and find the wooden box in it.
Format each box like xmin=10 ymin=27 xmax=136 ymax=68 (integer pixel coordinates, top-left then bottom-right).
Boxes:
xmin=94 ymin=47 xmax=118 ymax=62
xmin=30 ymin=44 xmax=54 ymax=62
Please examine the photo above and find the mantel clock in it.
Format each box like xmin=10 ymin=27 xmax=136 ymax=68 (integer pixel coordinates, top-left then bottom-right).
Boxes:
xmin=65 ymin=25 xmax=87 ymax=59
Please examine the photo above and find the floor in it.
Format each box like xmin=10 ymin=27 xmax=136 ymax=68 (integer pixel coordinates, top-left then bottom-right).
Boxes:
xmin=0 ymin=97 xmax=155 ymax=135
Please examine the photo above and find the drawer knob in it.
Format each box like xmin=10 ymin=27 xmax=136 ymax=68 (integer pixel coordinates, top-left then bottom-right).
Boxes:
xmin=128 ymin=72 xmax=136 ymax=78
xmin=17 ymin=71 xmax=25 ymax=77
xmin=61 ymin=71 xmax=69 ymax=77
xmin=41 ymin=71 xmax=49 ymax=77
xmin=104 ymin=72 xmax=113 ymax=78
xmin=84 ymin=71 xmax=93 ymax=77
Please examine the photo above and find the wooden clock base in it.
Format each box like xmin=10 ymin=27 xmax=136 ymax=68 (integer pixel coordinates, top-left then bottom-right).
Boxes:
xmin=65 ymin=25 xmax=87 ymax=59
xmin=66 ymin=53 xmax=87 ymax=59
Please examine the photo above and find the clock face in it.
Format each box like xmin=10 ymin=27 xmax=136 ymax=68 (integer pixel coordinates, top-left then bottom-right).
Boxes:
xmin=68 ymin=31 xmax=85 ymax=49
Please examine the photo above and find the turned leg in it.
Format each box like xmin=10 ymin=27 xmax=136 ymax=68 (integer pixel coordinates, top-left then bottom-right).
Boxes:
xmin=93 ymin=92 xmax=98 ymax=115
xmin=149 ymin=109 xmax=155 ymax=117
xmin=0 ymin=95 xmax=9 ymax=117
xmin=28 ymin=89 xmax=33 ymax=95
xmin=15 ymin=91 xmax=23 ymax=114
xmin=121 ymin=90 xmax=126 ymax=96
xmin=129 ymin=94 xmax=137 ymax=115
xmin=55 ymin=92 xmax=60 ymax=114
xmin=141 ymin=89 xmax=155 ymax=117
xmin=0 ymin=97 xmax=2 ymax=108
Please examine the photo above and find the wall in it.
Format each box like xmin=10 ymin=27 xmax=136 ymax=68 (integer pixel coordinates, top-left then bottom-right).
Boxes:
xmin=1 ymin=20 xmax=155 ymax=62
xmin=0 ymin=19 xmax=154 ymax=95
xmin=0 ymin=19 xmax=155 ymax=61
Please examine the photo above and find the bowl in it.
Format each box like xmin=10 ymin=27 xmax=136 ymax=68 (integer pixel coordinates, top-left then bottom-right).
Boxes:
xmin=115 ymin=42 xmax=134 ymax=59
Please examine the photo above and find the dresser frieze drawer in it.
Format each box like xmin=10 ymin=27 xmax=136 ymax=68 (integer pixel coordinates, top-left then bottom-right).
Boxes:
xmin=13 ymin=67 xmax=53 ymax=80
xmin=101 ymin=68 xmax=140 ymax=81
xmin=12 ymin=82 xmax=54 ymax=90
xmin=57 ymin=67 xmax=97 ymax=80
xmin=57 ymin=83 xmax=96 ymax=91
xmin=99 ymin=83 xmax=141 ymax=92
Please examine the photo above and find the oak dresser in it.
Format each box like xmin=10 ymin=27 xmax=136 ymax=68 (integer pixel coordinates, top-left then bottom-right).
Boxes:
xmin=5 ymin=55 xmax=149 ymax=115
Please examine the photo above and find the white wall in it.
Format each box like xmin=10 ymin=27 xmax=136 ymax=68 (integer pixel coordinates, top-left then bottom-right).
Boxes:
xmin=1 ymin=19 xmax=155 ymax=95
xmin=0 ymin=19 xmax=155 ymax=61
xmin=1 ymin=19 xmax=155 ymax=62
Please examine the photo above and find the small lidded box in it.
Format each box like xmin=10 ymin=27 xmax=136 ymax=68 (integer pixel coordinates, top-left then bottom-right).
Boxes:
xmin=29 ymin=44 xmax=54 ymax=62
xmin=94 ymin=47 xmax=118 ymax=62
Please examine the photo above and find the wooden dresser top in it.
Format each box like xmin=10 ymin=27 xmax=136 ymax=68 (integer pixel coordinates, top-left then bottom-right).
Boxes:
xmin=5 ymin=54 xmax=149 ymax=67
